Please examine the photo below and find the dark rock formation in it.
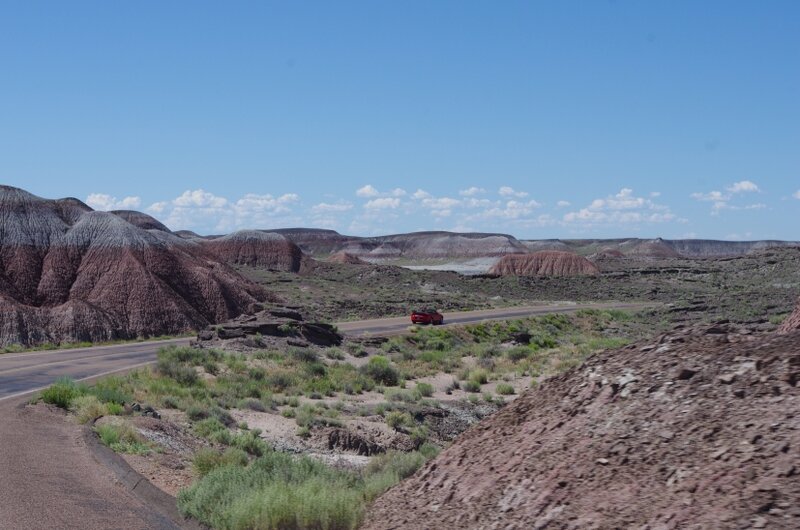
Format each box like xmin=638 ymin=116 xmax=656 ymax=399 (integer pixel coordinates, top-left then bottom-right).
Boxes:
xmin=0 ymin=185 xmax=268 ymax=345
xmin=488 ymin=251 xmax=600 ymax=277
xmin=196 ymin=307 xmax=342 ymax=347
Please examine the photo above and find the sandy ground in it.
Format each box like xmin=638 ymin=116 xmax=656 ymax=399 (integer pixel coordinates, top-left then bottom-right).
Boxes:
xmin=0 ymin=398 xmax=180 ymax=529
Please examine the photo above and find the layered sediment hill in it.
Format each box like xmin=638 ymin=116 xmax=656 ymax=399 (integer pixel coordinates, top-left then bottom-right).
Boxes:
xmin=779 ymin=298 xmax=800 ymax=332
xmin=110 ymin=210 xmax=171 ymax=232
xmin=365 ymin=325 xmax=800 ymax=529
xmin=202 ymin=230 xmax=308 ymax=272
xmin=0 ymin=186 xmax=268 ymax=345
xmin=488 ymin=251 xmax=600 ymax=277
xmin=327 ymin=251 xmax=367 ymax=265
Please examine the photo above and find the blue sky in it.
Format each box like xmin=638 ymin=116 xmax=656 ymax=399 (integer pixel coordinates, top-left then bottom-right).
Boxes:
xmin=1 ymin=1 xmax=798 ymax=239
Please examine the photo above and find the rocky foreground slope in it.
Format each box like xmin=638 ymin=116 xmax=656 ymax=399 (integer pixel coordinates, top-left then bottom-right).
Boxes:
xmin=364 ymin=324 xmax=800 ymax=529
xmin=779 ymin=298 xmax=800 ymax=333
xmin=0 ymin=186 xmax=272 ymax=345
xmin=489 ymin=251 xmax=600 ymax=277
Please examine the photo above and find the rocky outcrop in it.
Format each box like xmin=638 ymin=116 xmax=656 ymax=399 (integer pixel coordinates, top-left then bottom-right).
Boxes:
xmin=202 ymin=230 xmax=308 ymax=272
xmin=196 ymin=307 xmax=342 ymax=348
xmin=488 ymin=251 xmax=600 ymax=277
xmin=364 ymin=325 xmax=800 ymax=529
xmin=778 ymin=298 xmax=800 ymax=332
xmin=0 ymin=186 xmax=268 ymax=346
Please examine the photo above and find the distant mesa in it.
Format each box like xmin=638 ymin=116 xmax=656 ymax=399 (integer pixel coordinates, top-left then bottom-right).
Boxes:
xmin=202 ymin=230 xmax=309 ymax=273
xmin=778 ymin=297 xmax=800 ymax=333
xmin=488 ymin=251 xmax=600 ymax=277
xmin=328 ymin=251 xmax=368 ymax=265
xmin=591 ymin=248 xmax=625 ymax=259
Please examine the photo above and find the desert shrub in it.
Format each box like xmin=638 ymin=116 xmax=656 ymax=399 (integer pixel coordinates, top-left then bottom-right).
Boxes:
xmin=71 ymin=395 xmax=108 ymax=424
xmin=239 ymin=398 xmax=268 ymax=412
xmin=385 ymin=411 xmax=413 ymax=431
xmin=495 ymin=383 xmax=515 ymax=395
xmin=178 ymin=451 xmax=364 ymax=530
xmin=95 ymin=422 xmax=150 ymax=454
xmin=384 ymin=388 xmax=415 ymax=403
xmin=360 ymin=356 xmax=399 ymax=386
xmin=194 ymin=417 xmax=228 ymax=438
xmin=326 ymin=348 xmax=346 ymax=360
xmin=469 ymin=368 xmax=489 ymax=385
xmin=87 ymin=377 xmax=132 ymax=405
xmin=232 ymin=430 xmax=270 ymax=457
xmin=185 ymin=403 xmax=211 ymax=421
xmin=462 ymin=380 xmax=481 ymax=393
xmin=413 ymin=382 xmax=434 ymax=398
xmin=193 ymin=447 xmax=249 ymax=477
xmin=106 ymin=402 xmax=124 ymax=415
xmin=156 ymin=358 xmax=198 ymax=386
xmin=363 ymin=449 xmax=430 ymax=501
xmin=41 ymin=378 xmax=85 ymax=409
xmin=505 ymin=346 xmax=530 ymax=362
xmin=290 ymin=347 xmax=319 ymax=363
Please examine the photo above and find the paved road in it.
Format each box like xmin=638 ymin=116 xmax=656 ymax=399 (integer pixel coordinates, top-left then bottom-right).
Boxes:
xmin=0 ymin=302 xmax=652 ymax=401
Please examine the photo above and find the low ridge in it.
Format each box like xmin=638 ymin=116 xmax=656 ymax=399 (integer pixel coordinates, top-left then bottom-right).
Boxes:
xmin=489 ymin=251 xmax=600 ymax=277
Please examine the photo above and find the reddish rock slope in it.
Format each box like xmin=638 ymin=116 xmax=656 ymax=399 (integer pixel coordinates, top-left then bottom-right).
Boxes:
xmin=779 ymin=298 xmax=800 ymax=332
xmin=365 ymin=325 xmax=800 ymax=529
xmin=328 ymin=251 xmax=367 ymax=265
xmin=0 ymin=186 xmax=268 ymax=345
xmin=202 ymin=230 xmax=308 ymax=272
xmin=489 ymin=251 xmax=600 ymax=277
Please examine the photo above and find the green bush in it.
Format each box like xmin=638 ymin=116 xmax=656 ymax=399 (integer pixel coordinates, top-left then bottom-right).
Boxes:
xmin=71 ymin=395 xmax=108 ymax=424
xmin=193 ymin=447 xmax=249 ymax=477
xmin=385 ymin=411 xmax=413 ymax=431
xmin=95 ymin=423 xmax=150 ymax=454
xmin=462 ymin=380 xmax=481 ymax=393
xmin=495 ymin=383 xmax=515 ymax=395
xmin=469 ymin=369 xmax=489 ymax=385
xmin=360 ymin=356 xmax=399 ymax=386
xmin=41 ymin=378 xmax=85 ymax=409
xmin=413 ymin=382 xmax=434 ymax=398
xmin=178 ymin=451 xmax=365 ymax=530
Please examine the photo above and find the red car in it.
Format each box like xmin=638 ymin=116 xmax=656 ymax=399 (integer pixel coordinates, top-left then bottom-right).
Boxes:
xmin=411 ymin=309 xmax=444 ymax=325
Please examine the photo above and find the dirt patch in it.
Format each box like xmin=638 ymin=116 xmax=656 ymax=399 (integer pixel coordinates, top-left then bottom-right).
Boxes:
xmin=779 ymin=297 xmax=800 ymax=333
xmin=364 ymin=325 xmax=800 ymax=529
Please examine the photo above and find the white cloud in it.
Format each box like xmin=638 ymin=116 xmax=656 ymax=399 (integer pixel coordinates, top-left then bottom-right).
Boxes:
xmin=793 ymin=190 xmax=800 ymax=200
xmin=390 ymin=188 xmax=407 ymax=197
xmin=173 ymin=189 xmax=228 ymax=208
xmin=412 ymin=189 xmax=432 ymax=200
xmin=481 ymin=199 xmax=542 ymax=220
xmin=563 ymin=188 xmax=676 ymax=226
xmin=146 ymin=189 xmax=301 ymax=232
xmin=356 ymin=185 xmax=380 ymax=198
xmin=556 ymin=200 xmax=571 ymax=208
xmin=364 ymin=197 xmax=401 ymax=210
xmin=311 ymin=202 xmax=353 ymax=213
xmin=86 ymin=193 xmax=142 ymax=211
xmin=459 ymin=187 xmax=486 ymax=197
xmin=650 ymin=192 xmax=661 ymax=198
xmin=726 ymin=180 xmax=760 ymax=193
xmin=692 ymin=181 xmax=766 ymax=215
xmin=498 ymin=186 xmax=528 ymax=198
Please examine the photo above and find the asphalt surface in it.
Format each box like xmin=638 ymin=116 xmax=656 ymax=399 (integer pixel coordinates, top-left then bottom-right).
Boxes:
xmin=1 ymin=302 xmax=652 ymax=400
xmin=0 ymin=301 xmax=653 ymax=529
